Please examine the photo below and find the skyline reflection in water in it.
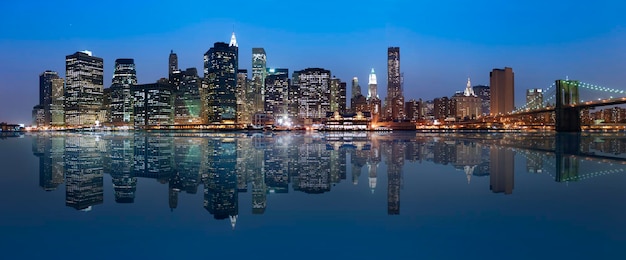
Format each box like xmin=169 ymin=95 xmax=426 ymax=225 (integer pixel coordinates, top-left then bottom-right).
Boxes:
xmin=2 ymin=131 xmax=626 ymax=258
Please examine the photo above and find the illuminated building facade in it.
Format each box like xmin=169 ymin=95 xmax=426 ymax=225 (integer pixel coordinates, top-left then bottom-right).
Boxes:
xmin=295 ymin=68 xmax=331 ymax=120
xmin=109 ymin=58 xmax=137 ymax=126
xmin=252 ymin=48 xmax=267 ymax=113
xmin=264 ymin=68 xmax=290 ymax=122
xmin=50 ymin=78 xmax=65 ymax=126
xmin=329 ymin=77 xmax=347 ymax=114
xmin=65 ymin=51 xmax=104 ymax=126
xmin=204 ymin=38 xmax=238 ymax=123
xmin=526 ymin=88 xmax=543 ymax=110
xmin=386 ymin=47 xmax=404 ymax=121
xmin=132 ymin=82 xmax=175 ymax=127
xmin=39 ymin=70 xmax=59 ymax=126
xmin=174 ymin=68 xmax=202 ymax=124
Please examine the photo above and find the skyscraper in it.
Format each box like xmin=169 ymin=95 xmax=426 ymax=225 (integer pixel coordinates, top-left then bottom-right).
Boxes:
xmin=526 ymin=88 xmax=543 ymax=110
xmin=109 ymin=58 xmax=137 ymax=125
xmin=39 ymin=70 xmax=59 ymax=126
xmin=264 ymin=69 xmax=290 ymax=122
xmin=367 ymin=68 xmax=378 ymax=100
xmin=252 ymin=48 xmax=267 ymax=113
xmin=473 ymin=85 xmax=490 ymax=115
xmin=295 ymin=68 xmax=331 ymax=120
xmin=175 ymin=68 xmax=202 ymax=124
xmin=50 ymin=78 xmax=65 ymax=126
xmin=65 ymin=51 xmax=104 ymax=126
xmin=203 ymin=36 xmax=238 ymax=123
xmin=132 ymin=82 xmax=175 ymax=127
xmin=367 ymin=68 xmax=382 ymax=122
xmin=329 ymin=77 xmax=347 ymax=114
xmin=489 ymin=67 xmax=514 ymax=115
xmin=386 ymin=47 xmax=403 ymax=121
xmin=235 ymin=69 xmax=250 ymax=124
xmin=168 ymin=50 xmax=178 ymax=80
xmin=351 ymin=77 xmax=361 ymax=98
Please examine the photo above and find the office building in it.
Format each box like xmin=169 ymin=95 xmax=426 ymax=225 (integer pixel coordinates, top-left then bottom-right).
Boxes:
xmin=203 ymin=37 xmax=238 ymax=123
xmin=174 ymin=68 xmax=202 ymax=124
xmin=526 ymin=88 xmax=543 ymax=110
xmin=109 ymin=58 xmax=137 ymax=126
xmin=489 ymin=67 xmax=514 ymax=115
xmin=65 ymin=51 xmax=104 ymax=126
xmin=50 ymin=78 xmax=65 ymax=126
xmin=133 ymin=82 xmax=175 ymax=127
xmin=473 ymin=85 xmax=490 ymax=115
xmin=39 ymin=70 xmax=60 ymax=126
xmin=252 ymin=48 xmax=266 ymax=113
xmin=264 ymin=68 xmax=290 ymax=122
xmin=329 ymin=77 xmax=347 ymax=114
xmin=452 ymin=78 xmax=482 ymax=120
xmin=386 ymin=47 xmax=404 ymax=121
xmin=295 ymin=68 xmax=331 ymax=120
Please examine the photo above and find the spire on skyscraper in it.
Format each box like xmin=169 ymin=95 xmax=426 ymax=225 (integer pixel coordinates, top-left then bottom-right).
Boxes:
xmin=229 ymin=32 xmax=238 ymax=47
xmin=464 ymin=77 xmax=475 ymax=97
xmin=369 ymin=68 xmax=377 ymax=85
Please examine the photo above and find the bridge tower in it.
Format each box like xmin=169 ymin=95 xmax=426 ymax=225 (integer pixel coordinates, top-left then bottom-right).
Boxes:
xmin=555 ymin=80 xmax=582 ymax=132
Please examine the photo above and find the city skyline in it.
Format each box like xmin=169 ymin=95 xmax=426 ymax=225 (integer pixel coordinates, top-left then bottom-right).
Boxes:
xmin=2 ymin=0 xmax=626 ymax=123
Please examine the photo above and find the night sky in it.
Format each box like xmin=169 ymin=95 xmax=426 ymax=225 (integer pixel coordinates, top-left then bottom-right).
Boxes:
xmin=1 ymin=0 xmax=625 ymax=123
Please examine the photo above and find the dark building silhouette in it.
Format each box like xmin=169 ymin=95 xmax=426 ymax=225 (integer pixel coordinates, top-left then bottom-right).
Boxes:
xmin=38 ymin=71 xmax=60 ymax=126
xmin=489 ymin=67 xmax=514 ymax=115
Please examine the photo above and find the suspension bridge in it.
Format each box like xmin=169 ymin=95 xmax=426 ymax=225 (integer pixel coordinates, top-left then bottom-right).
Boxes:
xmin=508 ymin=80 xmax=626 ymax=132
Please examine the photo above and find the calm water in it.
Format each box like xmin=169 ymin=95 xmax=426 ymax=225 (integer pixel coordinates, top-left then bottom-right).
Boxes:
xmin=1 ymin=131 xmax=625 ymax=259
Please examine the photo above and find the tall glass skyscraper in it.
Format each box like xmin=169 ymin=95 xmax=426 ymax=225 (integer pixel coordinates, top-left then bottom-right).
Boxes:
xmin=264 ymin=68 xmax=289 ymax=121
xmin=295 ymin=68 xmax=331 ymax=120
xmin=65 ymin=51 xmax=104 ymax=126
xmin=110 ymin=58 xmax=137 ymax=125
xmin=252 ymin=48 xmax=267 ymax=113
xmin=39 ymin=70 xmax=59 ymax=126
xmin=203 ymin=36 xmax=238 ymax=123
xmin=386 ymin=47 xmax=403 ymax=121
xmin=175 ymin=68 xmax=202 ymax=124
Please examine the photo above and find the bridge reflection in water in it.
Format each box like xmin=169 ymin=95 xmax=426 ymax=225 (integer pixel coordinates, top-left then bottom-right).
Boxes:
xmin=31 ymin=132 xmax=626 ymax=223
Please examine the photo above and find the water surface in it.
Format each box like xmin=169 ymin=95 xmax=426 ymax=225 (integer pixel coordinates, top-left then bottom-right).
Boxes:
xmin=1 ymin=131 xmax=625 ymax=259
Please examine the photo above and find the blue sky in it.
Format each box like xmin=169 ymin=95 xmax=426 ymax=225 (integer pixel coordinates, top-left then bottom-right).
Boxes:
xmin=1 ymin=0 xmax=625 ymax=123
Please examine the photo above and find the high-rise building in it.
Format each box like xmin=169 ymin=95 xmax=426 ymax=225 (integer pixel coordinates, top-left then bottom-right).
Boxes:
xmin=367 ymin=68 xmax=382 ymax=122
xmin=386 ymin=47 xmax=403 ymax=121
xmin=39 ymin=70 xmax=59 ymax=126
xmin=175 ymin=68 xmax=202 ymax=124
xmin=452 ymin=78 xmax=482 ymax=120
xmin=132 ymin=82 xmax=175 ymax=127
xmin=264 ymin=68 xmax=290 ymax=122
xmin=489 ymin=67 xmax=514 ymax=115
xmin=50 ymin=78 xmax=65 ymax=126
xmin=526 ymin=88 xmax=543 ymax=110
xmin=404 ymin=99 xmax=421 ymax=121
xmin=65 ymin=51 xmax=104 ymax=126
xmin=351 ymin=77 xmax=361 ymax=98
xmin=367 ymin=68 xmax=378 ymax=100
xmin=252 ymin=48 xmax=267 ymax=113
xmin=329 ymin=77 xmax=347 ymax=114
xmin=168 ymin=50 xmax=178 ymax=80
xmin=204 ymin=37 xmax=238 ymax=123
xmin=109 ymin=59 xmax=137 ymax=126
xmin=434 ymin=97 xmax=452 ymax=120
xmin=235 ymin=69 xmax=250 ymax=124
xmin=473 ymin=85 xmax=490 ymax=115
xmin=295 ymin=68 xmax=331 ymax=120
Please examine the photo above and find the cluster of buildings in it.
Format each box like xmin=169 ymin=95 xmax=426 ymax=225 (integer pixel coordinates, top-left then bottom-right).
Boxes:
xmin=32 ymin=33 xmax=411 ymax=130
